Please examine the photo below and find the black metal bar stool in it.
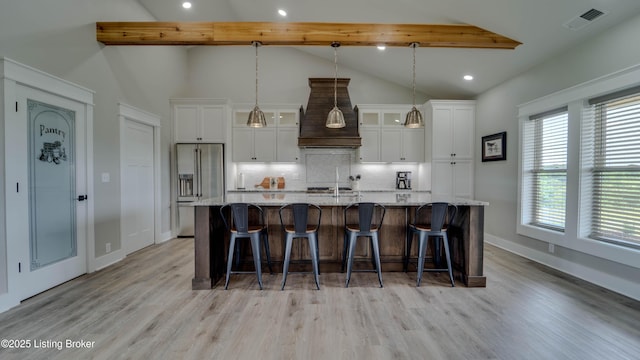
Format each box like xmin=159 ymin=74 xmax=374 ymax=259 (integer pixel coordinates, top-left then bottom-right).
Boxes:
xmin=342 ymin=202 xmax=385 ymax=288
xmin=279 ymin=203 xmax=322 ymax=290
xmin=405 ymin=202 xmax=457 ymax=287
xmin=220 ymin=203 xmax=273 ymax=290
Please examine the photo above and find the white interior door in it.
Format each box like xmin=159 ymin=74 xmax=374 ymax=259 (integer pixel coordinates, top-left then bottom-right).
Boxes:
xmin=11 ymin=85 xmax=87 ymax=300
xmin=122 ymin=120 xmax=155 ymax=254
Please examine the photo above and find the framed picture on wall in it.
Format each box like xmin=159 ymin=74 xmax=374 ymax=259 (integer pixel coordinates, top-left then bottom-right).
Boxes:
xmin=482 ymin=131 xmax=507 ymax=162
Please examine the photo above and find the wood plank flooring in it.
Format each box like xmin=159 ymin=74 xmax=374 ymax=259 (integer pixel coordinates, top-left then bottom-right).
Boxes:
xmin=0 ymin=238 xmax=639 ymax=360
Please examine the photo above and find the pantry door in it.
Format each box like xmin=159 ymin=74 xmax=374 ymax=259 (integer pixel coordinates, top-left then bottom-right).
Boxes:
xmin=122 ymin=119 xmax=155 ymax=254
xmin=13 ymin=85 xmax=87 ymax=300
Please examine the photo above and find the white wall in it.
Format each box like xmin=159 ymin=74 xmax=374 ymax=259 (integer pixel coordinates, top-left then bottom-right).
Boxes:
xmin=0 ymin=0 xmax=188 ymax=260
xmin=475 ymin=14 xmax=640 ymax=300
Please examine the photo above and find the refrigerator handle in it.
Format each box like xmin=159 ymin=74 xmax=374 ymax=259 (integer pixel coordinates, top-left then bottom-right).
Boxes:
xmin=197 ymin=147 xmax=203 ymax=197
xmin=194 ymin=148 xmax=200 ymax=198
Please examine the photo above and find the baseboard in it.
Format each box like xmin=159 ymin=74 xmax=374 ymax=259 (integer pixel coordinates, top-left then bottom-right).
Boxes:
xmin=93 ymin=249 xmax=125 ymax=272
xmin=485 ymin=234 xmax=640 ymax=301
xmin=158 ymin=231 xmax=174 ymax=244
xmin=0 ymin=293 xmax=19 ymax=314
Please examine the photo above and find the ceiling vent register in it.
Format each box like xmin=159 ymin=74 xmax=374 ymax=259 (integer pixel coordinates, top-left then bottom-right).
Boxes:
xmin=563 ymin=8 xmax=607 ymax=30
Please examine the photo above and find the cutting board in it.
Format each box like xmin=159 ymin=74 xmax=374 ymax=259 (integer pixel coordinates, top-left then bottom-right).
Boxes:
xmin=256 ymin=177 xmax=285 ymax=189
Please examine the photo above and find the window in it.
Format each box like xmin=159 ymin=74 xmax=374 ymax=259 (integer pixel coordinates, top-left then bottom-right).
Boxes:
xmin=585 ymin=88 xmax=640 ymax=247
xmin=522 ymin=108 xmax=568 ymax=231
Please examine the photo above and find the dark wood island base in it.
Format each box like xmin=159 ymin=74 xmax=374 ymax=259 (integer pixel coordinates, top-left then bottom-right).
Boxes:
xmin=192 ymin=192 xmax=487 ymax=289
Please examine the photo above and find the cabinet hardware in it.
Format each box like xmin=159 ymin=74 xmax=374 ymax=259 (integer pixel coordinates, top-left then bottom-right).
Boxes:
xmin=77 ymin=195 xmax=88 ymax=201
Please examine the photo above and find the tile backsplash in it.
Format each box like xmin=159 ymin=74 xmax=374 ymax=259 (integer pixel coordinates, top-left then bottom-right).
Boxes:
xmin=233 ymin=149 xmax=428 ymax=191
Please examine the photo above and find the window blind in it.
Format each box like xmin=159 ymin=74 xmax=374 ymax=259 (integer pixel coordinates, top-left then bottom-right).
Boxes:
xmin=588 ymin=93 xmax=640 ymax=246
xmin=523 ymin=108 xmax=568 ymax=231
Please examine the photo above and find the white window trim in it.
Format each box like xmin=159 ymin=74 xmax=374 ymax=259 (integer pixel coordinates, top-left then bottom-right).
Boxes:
xmin=517 ymin=63 xmax=640 ymax=269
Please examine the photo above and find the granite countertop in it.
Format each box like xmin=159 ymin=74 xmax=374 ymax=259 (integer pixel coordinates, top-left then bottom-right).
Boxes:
xmin=192 ymin=191 xmax=489 ymax=207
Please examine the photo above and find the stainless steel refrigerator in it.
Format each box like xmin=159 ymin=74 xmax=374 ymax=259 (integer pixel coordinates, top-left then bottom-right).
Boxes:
xmin=176 ymin=143 xmax=225 ymax=237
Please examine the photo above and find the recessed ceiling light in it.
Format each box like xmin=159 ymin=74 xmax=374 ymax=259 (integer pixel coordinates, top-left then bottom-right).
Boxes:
xmin=377 ymin=45 xmax=386 ymax=50
xmin=182 ymin=2 xmax=192 ymax=9
xmin=278 ymin=9 xmax=287 ymax=17
xmin=463 ymin=75 xmax=474 ymax=81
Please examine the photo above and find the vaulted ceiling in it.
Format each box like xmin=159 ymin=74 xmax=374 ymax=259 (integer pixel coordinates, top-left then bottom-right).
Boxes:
xmin=136 ymin=0 xmax=640 ymax=99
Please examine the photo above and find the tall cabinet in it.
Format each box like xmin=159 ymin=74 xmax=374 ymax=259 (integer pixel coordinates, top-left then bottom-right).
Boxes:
xmin=425 ymin=100 xmax=475 ymax=199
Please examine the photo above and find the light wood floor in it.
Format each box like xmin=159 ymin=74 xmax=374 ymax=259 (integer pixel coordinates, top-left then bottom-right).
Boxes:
xmin=1 ymin=238 xmax=639 ymax=360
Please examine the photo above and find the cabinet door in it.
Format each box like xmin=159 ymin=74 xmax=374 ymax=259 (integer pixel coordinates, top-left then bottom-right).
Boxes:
xmin=276 ymin=128 xmax=300 ymax=162
xmin=200 ymin=106 xmax=225 ymax=142
xmin=431 ymin=160 xmax=453 ymax=197
xmin=174 ymin=105 xmax=200 ymax=142
xmin=232 ymin=128 xmax=255 ymax=162
xmin=253 ymin=128 xmax=276 ymax=162
xmin=452 ymin=160 xmax=473 ymax=199
xmin=278 ymin=111 xmax=298 ymax=127
xmin=359 ymin=111 xmax=380 ymax=126
xmin=431 ymin=107 xmax=453 ymax=159
xmin=359 ymin=128 xmax=380 ymax=162
xmin=452 ymin=106 xmax=474 ymax=159
xmin=380 ymin=129 xmax=402 ymax=162
xmin=402 ymin=128 xmax=425 ymax=162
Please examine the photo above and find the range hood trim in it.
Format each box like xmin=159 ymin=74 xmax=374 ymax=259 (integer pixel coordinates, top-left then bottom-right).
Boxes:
xmin=298 ymin=78 xmax=361 ymax=148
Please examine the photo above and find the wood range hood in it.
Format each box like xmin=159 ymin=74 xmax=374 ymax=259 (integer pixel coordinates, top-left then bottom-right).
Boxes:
xmin=298 ymin=78 xmax=361 ymax=148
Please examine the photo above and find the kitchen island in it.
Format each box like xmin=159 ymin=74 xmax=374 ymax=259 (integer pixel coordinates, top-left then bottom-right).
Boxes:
xmin=191 ymin=191 xmax=488 ymax=289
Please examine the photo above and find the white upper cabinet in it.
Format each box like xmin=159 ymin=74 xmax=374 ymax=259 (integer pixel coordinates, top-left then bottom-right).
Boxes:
xmin=358 ymin=105 xmax=424 ymax=163
xmin=359 ymin=128 xmax=381 ymax=162
xmin=232 ymin=127 xmax=276 ymax=162
xmin=431 ymin=104 xmax=474 ymax=159
xmin=425 ymin=100 xmax=476 ymax=198
xmin=172 ymin=99 xmax=228 ymax=143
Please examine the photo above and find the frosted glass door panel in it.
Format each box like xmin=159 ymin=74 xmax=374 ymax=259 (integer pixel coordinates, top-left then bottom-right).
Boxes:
xmin=28 ymin=99 xmax=76 ymax=270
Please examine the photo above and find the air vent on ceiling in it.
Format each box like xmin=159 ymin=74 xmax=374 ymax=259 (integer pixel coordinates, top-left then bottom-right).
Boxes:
xmin=563 ymin=8 xmax=607 ymax=30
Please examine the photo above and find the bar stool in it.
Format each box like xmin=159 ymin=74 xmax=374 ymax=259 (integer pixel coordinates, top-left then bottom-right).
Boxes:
xmin=279 ymin=203 xmax=322 ymax=290
xmin=405 ymin=202 xmax=457 ymax=287
xmin=343 ymin=202 xmax=385 ymax=288
xmin=220 ymin=203 xmax=273 ymax=290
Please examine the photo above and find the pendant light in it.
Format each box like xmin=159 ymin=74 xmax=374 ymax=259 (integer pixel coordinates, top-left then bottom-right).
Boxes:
xmin=247 ymin=41 xmax=267 ymax=127
xmin=405 ymin=42 xmax=424 ymax=128
xmin=326 ymin=42 xmax=346 ymax=128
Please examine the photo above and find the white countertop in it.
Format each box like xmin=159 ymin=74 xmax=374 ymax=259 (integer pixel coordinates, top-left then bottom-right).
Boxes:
xmin=192 ymin=191 xmax=489 ymax=207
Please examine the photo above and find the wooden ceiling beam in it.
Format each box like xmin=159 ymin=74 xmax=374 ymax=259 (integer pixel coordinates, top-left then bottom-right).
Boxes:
xmin=96 ymin=22 xmax=521 ymax=49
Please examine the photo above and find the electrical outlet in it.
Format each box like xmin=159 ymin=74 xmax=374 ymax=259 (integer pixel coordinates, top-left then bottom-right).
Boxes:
xmin=106 ymin=243 xmax=111 ymax=253
xmin=548 ymin=243 xmax=555 ymax=253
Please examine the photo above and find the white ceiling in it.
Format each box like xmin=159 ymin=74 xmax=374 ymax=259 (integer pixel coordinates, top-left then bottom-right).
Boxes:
xmin=137 ymin=0 xmax=640 ymax=99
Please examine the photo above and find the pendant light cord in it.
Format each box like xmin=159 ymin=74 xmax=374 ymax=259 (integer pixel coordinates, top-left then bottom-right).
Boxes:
xmin=411 ymin=42 xmax=418 ymax=107
xmin=332 ymin=42 xmax=340 ymax=108
xmin=253 ymin=41 xmax=261 ymax=106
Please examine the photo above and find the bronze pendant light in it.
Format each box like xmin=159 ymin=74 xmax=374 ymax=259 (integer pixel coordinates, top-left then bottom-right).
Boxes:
xmin=326 ymin=42 xmax=346 ymax=128
xmin=405 ymin=42 xmax=424 ymax=128
xmin=247 ymin=41 xmax=267 ymax=127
